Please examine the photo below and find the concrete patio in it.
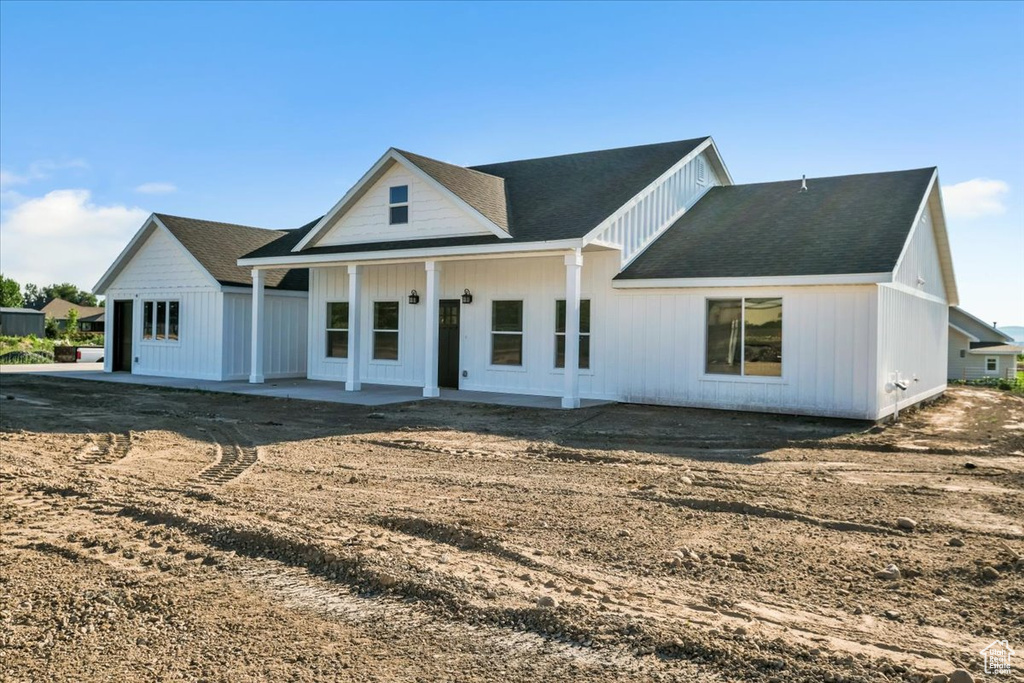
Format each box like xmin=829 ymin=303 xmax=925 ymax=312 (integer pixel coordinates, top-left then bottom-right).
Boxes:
xmin=0 ymin=363 xmax=611 ymax=409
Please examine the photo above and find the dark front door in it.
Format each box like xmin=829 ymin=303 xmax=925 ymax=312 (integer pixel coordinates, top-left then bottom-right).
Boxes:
xmin=113 ymin=300 xmax=133 ymax=372
xmin=438 ymin=300 xmax=460 ymax=389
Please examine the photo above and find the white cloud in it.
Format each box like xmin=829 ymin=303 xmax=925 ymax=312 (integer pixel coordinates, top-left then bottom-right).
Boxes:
xmin=0 ymin=159 xmax=89 ymax=189
xmin=941 ymin=178 xmax=1009 ymax=220
xmin=0 ymin=189 xmax=148 ymax=291
xmin=135 ymin=182 xmax=178 ymax=195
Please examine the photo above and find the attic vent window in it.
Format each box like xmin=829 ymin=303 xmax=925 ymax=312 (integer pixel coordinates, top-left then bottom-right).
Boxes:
xmin=389 ymin=185 xmax=409 ymax=225
xmin=696 ymin=157 xmax=707 ymax=185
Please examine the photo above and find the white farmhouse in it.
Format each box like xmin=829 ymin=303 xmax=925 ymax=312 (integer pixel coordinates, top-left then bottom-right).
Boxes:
xmin=96 ymin=137 xmax=958 ymax=419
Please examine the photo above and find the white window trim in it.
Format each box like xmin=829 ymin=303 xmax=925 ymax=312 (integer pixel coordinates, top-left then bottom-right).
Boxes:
xmin=140 ymin=299 xmax=181 ymax=345
xmin=488 ymin=299 xmax=526 ymax=370
xmin=388 ymin=184 xmax=410 ymax=226
xmin=700 ymin=296 xmax=785 ymax=382
xmin=371 ymin=300 xmax=400 ymax=364
xmin=985 ymin=356 xmax=998 ymax=374
xmin=552 ymin=297 xmax=594 ymax=374
xmin=325 ymin=300 xmax=349 ymax=361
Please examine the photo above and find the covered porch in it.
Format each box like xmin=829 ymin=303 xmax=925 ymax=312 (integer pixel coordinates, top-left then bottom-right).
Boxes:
xmin=0 ymin=363 xmax=610 ymax=409
xmin=247 ymin=246 xmax=613 ymax=409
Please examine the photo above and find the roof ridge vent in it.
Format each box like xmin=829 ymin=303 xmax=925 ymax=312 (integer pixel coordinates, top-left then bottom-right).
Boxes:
xmin=800 ymin=175 xmax=808 ymax=192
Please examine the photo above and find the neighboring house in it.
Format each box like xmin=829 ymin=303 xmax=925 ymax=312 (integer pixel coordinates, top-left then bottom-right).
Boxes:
xmin=0 ymin=307 xmax=45 ymax=337
xmin=97 ymin=137 xmax=958 ymax=419
xmin=93 ymin=215 xmax=309 ymax=380
xmin=40 ymin=298 xmax=107 ymax=333
xmin=948 ymin=306 xmax=1020 ymax=381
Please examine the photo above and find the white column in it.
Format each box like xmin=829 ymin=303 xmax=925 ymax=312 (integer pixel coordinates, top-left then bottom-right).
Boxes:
xmin=423 ymin=261 xmax=441 ymax=398
xmin=249 ymin=268 xmax=265 ymax=384
xmin=346 ymin=265 xmax=362 ymax=391
xmin=562 ymin=249 xmax=582 ymax=409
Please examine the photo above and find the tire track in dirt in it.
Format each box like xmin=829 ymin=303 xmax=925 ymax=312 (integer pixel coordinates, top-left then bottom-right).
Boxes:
xmin=194 ymin=424 xmax=259 ymax=485
xmin=74 ymin=432 xmax=132 ymax=466
xmin=637 ymin=492 xmax=904 ymax=536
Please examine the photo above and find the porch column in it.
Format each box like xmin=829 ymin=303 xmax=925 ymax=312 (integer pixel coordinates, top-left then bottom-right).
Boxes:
xmin=562 ymin=249 xmax=582 ymax=409
xmin=346 ymin=265 xmax=362 ymax=391
xmin=423 ymin=261 xmax=441 ymax=397
xmin=249 ymin=268 xmax=265 ymax=384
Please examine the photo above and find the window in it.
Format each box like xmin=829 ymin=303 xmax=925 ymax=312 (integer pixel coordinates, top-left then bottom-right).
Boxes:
xmin=986 ymin=357 xmax=998 ymax=373
xmin=326 ymin=302 xmax=349 ymax=358
xmin=706 ymin=298 xmax=782 ymax=377
xmin=143 ymin=301 xmax=153 ymax=339
xmin=389 ymin=185 xmax=409 ymax=225
xmin=959 ymin=349 xmax=966 ymax=358
xmin=555 ymin=299 xmax=591 ymax=369
xmin=491 ymin=301 xmax=523 ymax=366
xmin=142 ymin=300 xmax=180 ymax=342
xmin=373 ymin=301 xmax=399 ymax=360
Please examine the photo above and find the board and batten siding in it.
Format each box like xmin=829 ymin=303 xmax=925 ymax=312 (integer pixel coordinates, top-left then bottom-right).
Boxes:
xmin=610 ymin=285 xmax=879 ymax=418
xmin=592 ymin=151 xmax=720 ymax=265
xmin=222 ymin=292 xmax=308 ymax=380
xmin=307 ymin=264 xmax=428 ymax=386
xmin=893 ymin=202 xmax=946 ymax=300
xmin=875 ymin=284 xmax=948 ymax=418
xmin=309 ymin=252 xmax=889 ymax=418
xmin=315 ymin=163 xmax=492 ymax=247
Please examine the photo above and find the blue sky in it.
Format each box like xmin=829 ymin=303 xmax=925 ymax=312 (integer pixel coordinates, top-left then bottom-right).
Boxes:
xmin=1 ymin=1 xmax=1021 ymax=326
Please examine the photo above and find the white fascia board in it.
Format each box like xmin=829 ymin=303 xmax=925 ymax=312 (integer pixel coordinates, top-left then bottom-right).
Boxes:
xmin=93 ymin=214 xmax=159 ymax=294
xmin=612 ymin=272 xmax=892 ymax=289
xmin=292 ymin=150 xmax=395 ymax=252
xmin=892 ymin=170 xmax=959 ymax=306
xmin=948 ymin=322 xmax=980 ymax=343
xmin=704 ymin=137 xmax=734 ymax=186
xmin=293 ymin=148 xmax=509 ymax=253
xmin=580 ymin=138 xmax=714 ymax=245
xmin=390 ymin=150 xmax=510 ymax=240
xmin=151 ymin=215 xmax=224 ymax=290
xmin=891 ymin=169 xmax=937 ymax=275
xmin=240 ymin=239 xmax=584 ymax=268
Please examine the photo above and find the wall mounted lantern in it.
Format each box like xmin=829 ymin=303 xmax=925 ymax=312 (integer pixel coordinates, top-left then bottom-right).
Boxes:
xmin=408 ymin=290 xmax=420 ymax=305
xmin=461 ymin=289 xmax=473 ymax=304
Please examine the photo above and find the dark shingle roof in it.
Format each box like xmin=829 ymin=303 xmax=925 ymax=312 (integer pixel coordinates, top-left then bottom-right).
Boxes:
xmin=397 ymin=150 xmax=509 ymax=231
xmin=242 ymin=138 xmax=710 ymax=260
xmin=156 ymin=214 xmax=311 ymax=290
xmin=470 ymin=138 xmax=708 ymax=241
xmin=616 ymin=168 xmax=935 ymax=280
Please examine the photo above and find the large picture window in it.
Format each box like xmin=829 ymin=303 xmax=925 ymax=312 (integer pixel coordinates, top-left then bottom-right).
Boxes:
xmin=142 ymin=300 xmax=179 ymax=342
xmin=373 ymin=301 xmax=399 ymax=360
xmin=491 ymin=300 xmax=523 ymax=366
xmin=326 ymin=302 xmax=349 ymax=359
xmin=555 ymin=299 xmax=591 ymax=369
xmin=705 ymin=298 xmax=782 ymax=377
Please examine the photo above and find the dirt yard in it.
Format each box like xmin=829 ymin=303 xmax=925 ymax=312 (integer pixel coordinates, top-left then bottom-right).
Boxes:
xmin=1 ymin=376 xmax=1022 ymax=683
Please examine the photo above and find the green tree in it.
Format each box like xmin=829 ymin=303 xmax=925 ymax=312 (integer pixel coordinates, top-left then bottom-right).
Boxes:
xmin=0 ymin=274 xmax=23 ymax=308
xmin=44 ymin=316 xmax=60 ymax=339
xmin=22 ymin=282 xmax=98 ymax=309
xmin=66 ymin=308 xmax=79 ymax=336
xmin=23 ymin=284 xmax=44 ymax=309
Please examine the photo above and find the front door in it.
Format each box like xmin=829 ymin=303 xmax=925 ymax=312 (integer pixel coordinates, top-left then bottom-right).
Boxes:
xmin=113 ymin=300 xmax=133 ymax=372
xmin=438 ymin=299 xmax=460 ymax=389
